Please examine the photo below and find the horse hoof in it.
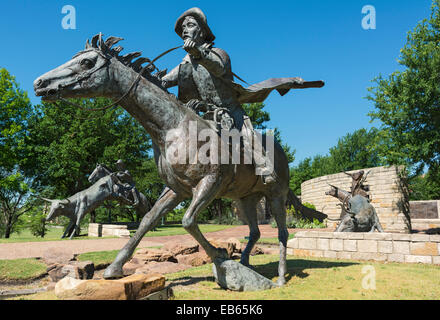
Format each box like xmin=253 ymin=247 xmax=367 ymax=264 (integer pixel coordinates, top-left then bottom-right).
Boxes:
xmin=216 ymin=248 xmax=229 ymax=260
xmin=276 ymin=278 xmax=286 ymax=287
xmin=103 ymin=264 xmax=124 ymax=279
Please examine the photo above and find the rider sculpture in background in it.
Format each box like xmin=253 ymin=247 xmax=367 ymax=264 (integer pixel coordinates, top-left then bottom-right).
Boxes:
xmin=161 ymin=7 xmax=278 ymax=185
xmin=114 ymin=159 xmax=140 ymax=207
xmin=344 ymin=170 xmax=370 ymax=200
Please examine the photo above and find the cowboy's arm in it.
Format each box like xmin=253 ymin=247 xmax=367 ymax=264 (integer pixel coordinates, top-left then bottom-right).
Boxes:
xmin=188 ymin=46 xmax=230 ymax=77
xmin=161 ymin=64 xmax=180 ymax=88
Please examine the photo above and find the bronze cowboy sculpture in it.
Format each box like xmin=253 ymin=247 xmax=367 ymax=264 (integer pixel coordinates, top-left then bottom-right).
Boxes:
xmin=162 ymin=8 xmax=324 ymax=185
xmin=34 ymin=7 xmax=325 ymax=290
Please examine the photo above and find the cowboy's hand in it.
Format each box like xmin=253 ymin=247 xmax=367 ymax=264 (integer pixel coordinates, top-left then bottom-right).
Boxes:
xmin=183 ymin=39 xmax=202 ymax=59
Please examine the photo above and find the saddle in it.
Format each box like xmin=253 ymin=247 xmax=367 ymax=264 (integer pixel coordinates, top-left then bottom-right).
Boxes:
xmin=185 ymin=99 xmax=235 ymax=132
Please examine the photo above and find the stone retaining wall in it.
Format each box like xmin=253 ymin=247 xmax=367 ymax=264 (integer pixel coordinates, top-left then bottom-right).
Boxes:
xmin=301 ymin=166 xmax=411 ymax=233
xmin=287 ymin=231 xmax=440 ymax=265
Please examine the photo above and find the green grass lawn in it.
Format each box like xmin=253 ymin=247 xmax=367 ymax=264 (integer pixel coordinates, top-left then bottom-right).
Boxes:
xmin=166 ymin=254 xmax=440 ymax=300
xmin=0 ymin=227 xmax=116 ymax=243
xmin=0 ymin=224 xmax=236 ymax=243
xmin=135 ymin=224 xmax=234 ymax=238
xmin=0 ymin=258 xmax=48 ymax=281
xmin=4 ymin=254 xmax=440 ymax=300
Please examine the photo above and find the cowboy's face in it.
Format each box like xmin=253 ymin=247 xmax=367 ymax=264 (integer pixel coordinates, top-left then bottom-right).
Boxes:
xmin=182 ymin=16 xmax=203 ymax=44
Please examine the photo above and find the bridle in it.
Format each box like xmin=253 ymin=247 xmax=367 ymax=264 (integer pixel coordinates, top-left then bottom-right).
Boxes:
xmin=56 ymin=45 xmax=182 ymax=116
xmin=54 ymin=43 xmax=248 ymax=119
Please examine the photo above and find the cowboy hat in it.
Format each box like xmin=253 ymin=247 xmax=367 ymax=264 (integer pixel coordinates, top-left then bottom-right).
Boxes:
xmin=174 ymin=7 xmax=215 ymax=43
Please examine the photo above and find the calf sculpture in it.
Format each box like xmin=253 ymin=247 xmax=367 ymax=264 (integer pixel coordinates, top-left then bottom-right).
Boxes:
xmin=334 ymin=194 xmax=384 ymax=232
xmin=325 ymin=171 xmax=384 ymax=232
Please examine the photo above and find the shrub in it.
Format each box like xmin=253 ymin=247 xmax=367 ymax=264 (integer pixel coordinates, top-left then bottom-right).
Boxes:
xmin=271 ymin=203 xmax=326 ymax=229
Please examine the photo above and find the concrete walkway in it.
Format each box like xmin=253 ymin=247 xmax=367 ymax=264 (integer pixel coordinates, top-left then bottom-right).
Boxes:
xmin=0 ymin=225 xmax=330 ymax=260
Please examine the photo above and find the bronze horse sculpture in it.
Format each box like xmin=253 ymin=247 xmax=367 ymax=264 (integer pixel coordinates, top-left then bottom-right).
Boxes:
xmin=88 ymin=163 xmax=152 ymax=220
xmin=34 ymin=34 xmax=325 ymax=286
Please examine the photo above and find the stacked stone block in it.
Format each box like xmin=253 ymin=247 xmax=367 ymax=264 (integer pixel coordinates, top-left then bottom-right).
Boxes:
xmin=88 ymin=223 xmax=130 ymax=237
xmin=287 ymin=231 xmax=440 ymax=265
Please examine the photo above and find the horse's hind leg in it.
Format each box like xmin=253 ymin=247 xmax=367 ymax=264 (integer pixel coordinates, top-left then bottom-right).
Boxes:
xmin=236 ymin=194 xmax=262 ymax=268
xmin=268 ymin=194 xmax=289 ymax=286
xmin=103 ymin=187 xmax=183 ymax=279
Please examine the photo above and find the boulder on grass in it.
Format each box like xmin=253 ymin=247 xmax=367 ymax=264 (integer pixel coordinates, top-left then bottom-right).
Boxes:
xmin=55 ymin=273 xmax=165 ymax=300
xmin=226 ymin=238 xmax=243 ymax=253
xmin=176 ymin=252 xmax=210 ymax=267
xmin=131 ymin=248 xmax=177 ymax=263
xmin=135 ymin=261 xmax=192 ymax=275
xmin=162 ymin=243 xmax=199 ymax=256
xmin=207 ymin=238 xmax=236 ymax=258
xmin=48 ymin=261 xmax=94 ymax=282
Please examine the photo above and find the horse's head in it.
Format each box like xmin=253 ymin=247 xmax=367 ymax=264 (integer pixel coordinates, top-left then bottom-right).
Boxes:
xmin=325 ymin=184 xmax=338 ymax=196
xmin=88 ymin=163 xmax=112 ymax=184
xmin=34 ymin=34 xmax=155 ymax=101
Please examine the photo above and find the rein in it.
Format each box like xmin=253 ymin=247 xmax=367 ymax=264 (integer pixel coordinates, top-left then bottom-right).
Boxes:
xmin=56 ymin=43 xmax=248 ymax=120
xmin=57 ymin=45 xmax=182 ymax=117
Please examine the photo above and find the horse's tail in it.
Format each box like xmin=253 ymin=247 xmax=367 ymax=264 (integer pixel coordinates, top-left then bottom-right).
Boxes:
xmin=286 ymin=189 xmax=328 ymax=222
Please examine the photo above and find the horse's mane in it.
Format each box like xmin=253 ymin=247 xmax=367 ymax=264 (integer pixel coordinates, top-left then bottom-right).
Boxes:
xmin=98 ymin=163 xmax=113 ymax=174
xmin=79 ymin=33 xmax=167 ymax=90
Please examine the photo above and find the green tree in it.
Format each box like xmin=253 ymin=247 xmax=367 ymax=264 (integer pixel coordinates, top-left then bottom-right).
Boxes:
xmin=0 ymin=68 xmax=34 ymax=238
xmin=328 ymin=127 xmax=385 ymax=172
xmin=289 ymin=128 xmax=385 ymax=195
xmin=367 ymin=0 xmax=440 ymax=198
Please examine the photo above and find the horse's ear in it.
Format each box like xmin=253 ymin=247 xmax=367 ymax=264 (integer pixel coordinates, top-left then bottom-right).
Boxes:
xmin=91 ymin=33 xmax=101 ymax=48
xmin=85 ymin=39 xmax=91 ymax=49
xmin=98 ymin=33 xmax=105 ymax=51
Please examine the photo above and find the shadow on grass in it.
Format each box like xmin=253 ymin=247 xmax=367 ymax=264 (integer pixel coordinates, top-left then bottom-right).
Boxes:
xmin=168 ymin=258 xmax=359 ymax=289
xmin=168 ymin=276 xmax=216 ymax=289
xmin=253 ymin=258 xmax=359 ymax=282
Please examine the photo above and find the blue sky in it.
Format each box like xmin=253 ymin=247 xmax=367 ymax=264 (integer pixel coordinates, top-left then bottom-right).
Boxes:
xmin=0 ymin=0 xmax=433 ymax=165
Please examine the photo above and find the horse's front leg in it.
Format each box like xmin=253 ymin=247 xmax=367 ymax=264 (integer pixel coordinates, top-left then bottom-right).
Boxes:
xmin=103 ymin=187 xmax=184 ymax=279
xmin=70 ymin=204 xmax=86 ymax=240
xmin=61 ymin=219 xmax=75 ymax=238
xmin=182 ymin=175 xmax=229 ymax=261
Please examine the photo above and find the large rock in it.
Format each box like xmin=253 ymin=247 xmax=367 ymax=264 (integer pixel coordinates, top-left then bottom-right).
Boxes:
xmin=122 ymin=261 xmax=146 ymax=276
xmin=162 ymin=243 xmax=200 ymax=256
xmin=55 ymin=273 xmax=165 ymax=300
xmin=176 ymin=252 xmax=210 ymax=267
xmin=131 ymin=248 xmax=177 ymax=263
xmin=135 ymin=261 xmax=192 ymax=275
xmin=250 ymin=246 xmax=264 ymax=256
xmin=226 ymin=238 xmax=243 ymax=253
xmin=48 ymin=261 xmax=94 ymax=282
xmin=207 ymin=238 xmax=236 ymax=258
xmin=212 ymin=259 xmax=277 ymax=292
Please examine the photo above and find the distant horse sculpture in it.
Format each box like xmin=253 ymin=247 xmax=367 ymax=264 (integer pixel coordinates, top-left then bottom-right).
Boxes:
xmin=88 ymin=163 xmax=152 ymax=220
xmin=34 ymin=34 xmax=326 ymax=287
